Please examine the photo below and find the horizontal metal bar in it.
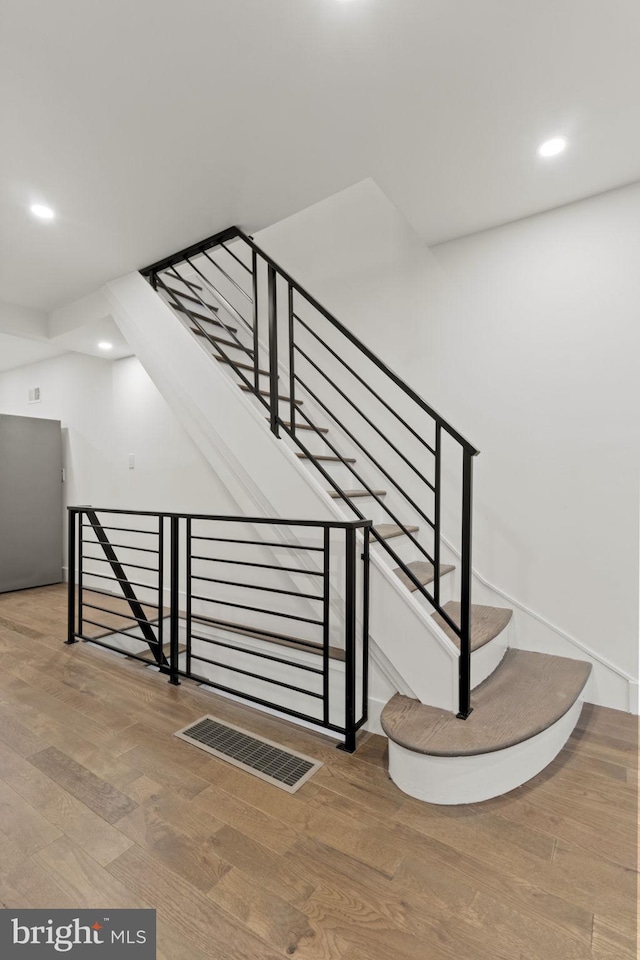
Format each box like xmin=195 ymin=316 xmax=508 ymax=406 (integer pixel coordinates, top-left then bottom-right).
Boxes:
xmin=82 ymin=571 xmax=160 ymax=592
xmin=190 ymin=535 xmax=325 ymax=551
xmin=82 ymin=540 xmax=159 ymax=555
xmin=70 ymin=506 xmax=371 ymax=529
xmin=295 ymin=315 xmax=437 ymax=459
xmin=293 ymin=375 xmax=437 ymax=536
xmin=202 ymin=248 xmax=253 ymax=302
xmin=190 ymin=594 xmax=323 ymax=625
xmin=220 ymin=240 xmax=253 ymax=273
xmin=190 ymin=633 xmax=324 ymax=674
xmin=80 ymin=617 xmax=160 ymax=643
xmin=158 ymin=271 xmax=256 ymax=366
xmin=81 ymin=555 xmax=158 ymax=574
xmin=81 ymin=524 xmax=158 ymax=535
xmin=178 ymin=671 xmax=345 ymax=733
xmin=190 ymin=572 xmax=323 ymax=601
xmin=294 ymin=336 xmax=436 ymax=488
xmin=184 ymin=257 xmax=254 ymax=333
xmin=77 ymin=634 xmax=167 ymax=666
xmin=143 ymin=225 xmax=479 ymax=455
xmin=233 ymin=229 xmax=479 ymax=455
xmin=81 ymin=602 xmax=163 ymax=627
xmin=191 ymin=613 xmax=325 ymax=653
xmin=157 ymin=275 xmax=258 ymax=394
xmin=190 ymin=554 xmax=324 ymax=577
xmin=293 ymin=380 xmax=438 ymax=555
xmin=188 ymin=653 xmax=323 ymax=698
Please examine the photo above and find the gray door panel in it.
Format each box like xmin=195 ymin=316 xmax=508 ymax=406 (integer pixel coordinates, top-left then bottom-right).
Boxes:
xmin=0 ymin=415 xmax=63 ymax=592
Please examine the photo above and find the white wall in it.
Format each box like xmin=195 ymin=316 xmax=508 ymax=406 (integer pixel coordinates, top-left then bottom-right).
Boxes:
xmin=429 ymin=184 xmax=640 ymax=683
xmin=0 ymin=353 xmax=115 ymax=512
xmin=256 ymin=179 xmax=640 ymax=692
xmin=0 ymin=351 xmax=240 ymax=569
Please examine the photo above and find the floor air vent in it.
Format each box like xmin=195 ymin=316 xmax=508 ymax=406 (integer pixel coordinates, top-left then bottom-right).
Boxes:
xmin=174 ymin=715 xmax=323 ymax=793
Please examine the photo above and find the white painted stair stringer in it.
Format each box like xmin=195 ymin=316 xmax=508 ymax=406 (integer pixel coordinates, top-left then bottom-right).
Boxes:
xmin=104 ymin=271 xmax=460 ymax=711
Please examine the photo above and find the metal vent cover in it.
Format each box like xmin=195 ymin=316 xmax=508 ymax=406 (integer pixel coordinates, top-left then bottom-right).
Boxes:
xmin=174 ymin=715 xmax=323 ymax=793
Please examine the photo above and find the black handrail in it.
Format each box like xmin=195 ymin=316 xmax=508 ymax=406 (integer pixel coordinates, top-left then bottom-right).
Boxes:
xmin=141 ymin=227 xmax=479 ymax=718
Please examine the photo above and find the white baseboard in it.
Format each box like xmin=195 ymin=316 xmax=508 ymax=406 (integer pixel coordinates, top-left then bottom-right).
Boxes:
xmin=440 ymin=537 xmax=638 ymax=714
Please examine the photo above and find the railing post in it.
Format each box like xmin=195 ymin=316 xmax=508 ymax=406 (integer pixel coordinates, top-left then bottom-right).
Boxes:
xmin=433 ymin=423 xmax=442 ymax=608
xmin=457 ymin=450 xmax=474 ymax=719
xmin=157 ymin=515 xmax=164 ymax=653
xmin=322 ymin=526 xmax=330 ymax=726
xmin=169 ymin=515 xmax=181 ymax=686
xmin=186 ymin=516 xmax=192 ymax=678
xmin=252 ymin=249 xmax=260 ymax=393
xmin=339 ymin=526 xmax=357 ymax=752
xmin=78 ymin=509 xmax=84 ymax=637
xmin=360 ymin=524 xmax=370 ymax=726
xmin=66 ymin=509 xmax=77 ymax=644
xmin=268 ymin=264 xmax=279 ymax=437
xmin=288 ymin=283 xmax=296 ymax=437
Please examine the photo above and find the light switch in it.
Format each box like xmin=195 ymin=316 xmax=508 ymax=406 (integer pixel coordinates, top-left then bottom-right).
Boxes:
xmin=128 ymin=454 xmax=135 ymax=470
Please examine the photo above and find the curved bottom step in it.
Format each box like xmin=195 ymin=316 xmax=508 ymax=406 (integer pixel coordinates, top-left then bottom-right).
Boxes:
xmin=381 ymin=649 xmax=591 ymax=804
xmin=387 ymin=697 xmax=583 ymax=804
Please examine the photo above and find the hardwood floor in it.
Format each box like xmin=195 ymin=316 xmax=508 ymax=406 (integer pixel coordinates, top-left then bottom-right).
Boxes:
xmin=0 ymin=583 xmax=636 ymax=960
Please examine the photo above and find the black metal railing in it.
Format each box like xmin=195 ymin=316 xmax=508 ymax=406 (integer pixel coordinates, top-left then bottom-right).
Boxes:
xmin=67 ymin=507 xmax=371 ymax=751
xmin=140 ymin=228 xmax=479 ymax=717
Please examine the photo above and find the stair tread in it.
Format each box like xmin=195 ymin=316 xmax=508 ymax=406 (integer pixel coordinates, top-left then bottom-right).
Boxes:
xmin=381 ymin=650 xmax=592 ymax=757
xmin=164 ymin=287 xmax=219 ymax=311
xmin=296 ymin=453 xmax=356 ymax=463
xmin=328 ymin=489 xmax=386 ymax=499
xmin=393 ymin=559 xmax=455 ymax=590
xmin=241 ymin=385 xmax=303 ymax=404
xmin=191 ymin=615 xmax=345 ymax=662
xmin=375 ymin=524 xmax=419 ymax=540
xmin=172 ymin=303 xmax=237 ymax=332
xmin=214 ymin=355 xmax=268 ymax=375
xmin=432 ymin=602 xmax=513 ymax=652
xmin=269 ymin=420 xmax=328 ymax=433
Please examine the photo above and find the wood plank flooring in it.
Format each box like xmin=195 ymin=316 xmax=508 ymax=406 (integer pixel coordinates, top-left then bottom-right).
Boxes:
xmin=0 ymin=583 xmax=636 ymax=960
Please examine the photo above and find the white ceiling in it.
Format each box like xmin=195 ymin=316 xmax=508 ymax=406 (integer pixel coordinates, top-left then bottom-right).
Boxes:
xmin=1 ymin=0 xmax=639 ymax=313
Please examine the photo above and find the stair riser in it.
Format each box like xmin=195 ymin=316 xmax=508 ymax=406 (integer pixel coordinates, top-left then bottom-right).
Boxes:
xmin=327 ymin=494 xmax=388 ymax=524
xmin=471 ymin=633 xmax=508 ymax=688
xmin=386 ymin=697 xmax=585 ymax=804
xmin=296 ymin=458 xmax=366 ymax=491
xmin=376 ymin=560 xmax=456 ymax=607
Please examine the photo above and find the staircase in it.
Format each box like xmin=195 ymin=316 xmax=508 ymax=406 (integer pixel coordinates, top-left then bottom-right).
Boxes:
xmin=103 ymin=226 xmax=592 ymax=804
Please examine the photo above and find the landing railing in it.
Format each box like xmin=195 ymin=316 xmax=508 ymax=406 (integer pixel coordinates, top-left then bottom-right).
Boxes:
xmin=67 ymin=507 xmax=370 ymax=751
xmin=140 ymin=228 xmax=479 ymax=717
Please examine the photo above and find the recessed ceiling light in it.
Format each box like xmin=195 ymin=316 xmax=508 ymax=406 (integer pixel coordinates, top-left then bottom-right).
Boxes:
xmin=30 ymin=203 xmax=55 ymax=220
xmin=538 ymin=137 xmax=567 ymax=158
xmin=98 ymin=341 xmax=113 ymax=351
